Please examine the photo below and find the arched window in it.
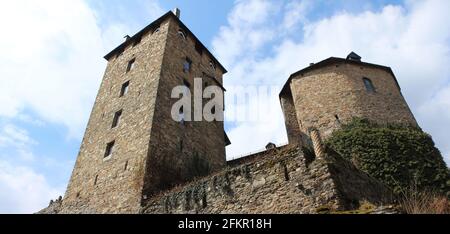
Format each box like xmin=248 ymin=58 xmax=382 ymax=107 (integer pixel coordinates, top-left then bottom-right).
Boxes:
xmin=209 ymin=61 xmax=216 ymax=70
xmin=178 ymin=29 xmax=187 ymax=40
xmin=363 ymin=77 xmax=375 ymax=93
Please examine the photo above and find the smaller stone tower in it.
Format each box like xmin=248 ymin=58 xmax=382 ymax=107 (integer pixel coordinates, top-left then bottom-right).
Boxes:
xmin=280 ymin=52 xmax=418 ymax=146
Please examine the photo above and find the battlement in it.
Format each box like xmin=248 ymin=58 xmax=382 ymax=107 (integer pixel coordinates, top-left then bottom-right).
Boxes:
xmin=226 ymin=143 xmax=290 ymax=167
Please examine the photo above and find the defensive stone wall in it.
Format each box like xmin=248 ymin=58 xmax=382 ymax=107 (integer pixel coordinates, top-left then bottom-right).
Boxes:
xmin=142 ymin=145 xmax=392 ymax=214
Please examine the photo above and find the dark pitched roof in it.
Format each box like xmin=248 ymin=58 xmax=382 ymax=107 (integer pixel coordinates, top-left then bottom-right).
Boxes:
xmin=346 ymin=51 xmax=362 ymax=61
xmin=103 ymin=11 xmax=227 ymax=74
xmin=279 ymin=56 xmax=401 ymax=97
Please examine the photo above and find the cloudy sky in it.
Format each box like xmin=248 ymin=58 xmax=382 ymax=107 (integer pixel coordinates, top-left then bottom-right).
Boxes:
xmin=0 ymin=0 xmax=449 ymax=213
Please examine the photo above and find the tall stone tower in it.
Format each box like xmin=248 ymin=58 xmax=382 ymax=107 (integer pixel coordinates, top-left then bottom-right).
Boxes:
xmin=62 ymin=10 xmax=229 ymax=214
xmin=280 ymin=52 xmax=418 ymax=146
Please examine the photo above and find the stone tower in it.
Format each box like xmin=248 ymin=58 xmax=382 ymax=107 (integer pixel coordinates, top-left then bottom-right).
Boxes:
xmin=280 ymin=52 xmax=418 ymax=146
xmin=62 ymin=10 xmax=229 ymax=214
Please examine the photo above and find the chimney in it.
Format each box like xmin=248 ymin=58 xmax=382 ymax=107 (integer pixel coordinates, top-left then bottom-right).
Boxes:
xmin=310 ymin=63 xmax=315 ymax=66
xmin=124 ymin=35 xmax=131 ymax=41
xmin=346 ymin=52 xmax=362 ymax=62
xmin=173 ymin=8 xmax=181 ymax=18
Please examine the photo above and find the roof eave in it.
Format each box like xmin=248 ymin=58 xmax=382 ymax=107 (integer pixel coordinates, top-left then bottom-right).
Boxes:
xmin=279 ymin=57 xmax=400 ymax=97
xmin=103 ymin=11 xmax=227 ymax=74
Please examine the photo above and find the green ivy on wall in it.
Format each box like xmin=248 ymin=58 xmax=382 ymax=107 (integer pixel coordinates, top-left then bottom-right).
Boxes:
xmin=326 ymin=118 xmax=450 ymax=196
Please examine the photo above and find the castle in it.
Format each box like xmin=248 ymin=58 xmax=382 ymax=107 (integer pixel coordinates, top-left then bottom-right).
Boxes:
xmin=40 ymin=10 xmax=422 ymax=214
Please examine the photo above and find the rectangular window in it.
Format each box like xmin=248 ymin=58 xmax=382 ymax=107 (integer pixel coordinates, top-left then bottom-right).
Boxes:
xmin=126 ymin=58 xmax=136 ymax=72
xmin=104 ymin=141 xmax=115 ymax=158
xmin=112 ymin=110 xmax=123 ymax=128
xmin=120 ymin=81 xmax=130 ymax=97
xmin=363 ymin=77 xmax=376 ymax=93
xmin=183 ymin=58 xmax=192 ymax=73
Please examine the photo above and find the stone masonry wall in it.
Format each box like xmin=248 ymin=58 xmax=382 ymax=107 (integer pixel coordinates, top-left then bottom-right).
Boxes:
xmin=142 ymin=17 xmax=227 ymax=198
xmin=288 ymin=62 xmax=417 ymax=140
xmin=280 ymin=93 xmax=306 ymax=146
xmin=142 ymin=146 xmax=392 ymax=214
xmin=61 ymin=18 xmax=171 ymax=214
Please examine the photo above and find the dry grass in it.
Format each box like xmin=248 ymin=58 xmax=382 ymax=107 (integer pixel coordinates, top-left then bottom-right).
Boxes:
xmin=400 ymin=186 xmax=449 ymax=214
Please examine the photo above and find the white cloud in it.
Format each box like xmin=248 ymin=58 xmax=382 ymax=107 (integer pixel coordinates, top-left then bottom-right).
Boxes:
xmin=212 ymin=0 xmax=281 ymax=68
xmin=0 ymin=0 xmax=165 ymax=213
xmin=0 ymin=124 xmax=36 ymax=151
xmin=0 ymin=161 xmax=63 ymax=214
xmin=17 ymin=114 xmax=45 ymax=127
xmin=217 ymin=0 xmax=450 ymax=165
xmin=282 ymin=0 xmax=312 ymax=30
xmin=0 ymin=0 xmax=164 ymax=139
xmin=0 ymin=0 xmax=105 ymax=138
xmin=225 ymin=89 xmax=288 ymax=159
xmin=0 ymin=122 xmax=74 ymax=213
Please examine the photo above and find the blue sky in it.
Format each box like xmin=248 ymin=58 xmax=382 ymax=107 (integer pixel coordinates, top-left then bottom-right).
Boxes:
xmin=0 ymin=0 xmax=449 ymax=214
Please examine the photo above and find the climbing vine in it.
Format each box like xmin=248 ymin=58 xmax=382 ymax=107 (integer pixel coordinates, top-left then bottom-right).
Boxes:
xmin=326 ymin=118 xmax=450 ymax=196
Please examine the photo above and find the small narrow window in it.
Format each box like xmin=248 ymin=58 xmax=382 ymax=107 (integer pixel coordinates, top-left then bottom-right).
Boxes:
xmin=211 ymin=106 xmax=216 ymax=115
xmin=183 ymin=58 xmax=192 ymax=73
xmin=363 ymin=77 xmax=375 ymax=93
xmin=179 ymin=106 xmax=186 ymax=125
xmin=112 ymin=110 xmax=123 ymax=128
xmin=179 ymin=139 xmax=184 ymax=152
xmin=124 ymin=161 xmax=129 ymax=171
xmin=335 ymin=114 xmax=341 ymax=124
xmin=104 ymin=141 xmax=115 ymax=158
xmin=153 ymin=27 xmax=160 ymax=34
xmin=120 ymin=81 xmax=130 ymax=97
xmin=126 ymin=58 xmax=136 ymax=72
xmin=202 ymin=194 xmax=207 ymax=208
xmin=94 ymin=175 xmax=98 ymax=186
xmin=178 ymin=29 xmax=187 ymax=40
xmin=283 ymin=164 xmax=290 ymax=181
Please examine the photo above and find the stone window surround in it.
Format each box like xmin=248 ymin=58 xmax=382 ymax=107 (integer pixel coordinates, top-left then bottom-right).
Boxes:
xmin=111 ymin=109 xmax=123 ymax=129
xmin=363 ymin=77 xmax=376 ymax=93
xmin=126 ymin=58 xmax=136 ymax=73
xmin=178 ymin=29 xmax=187 ymax=40
xmin=104 ymin=141 xmax=115 ymax=160
xmin=183 ymin=57 xmax=192 ymax=73
xmin=120 ymin=81 xmax=130 ymax=97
